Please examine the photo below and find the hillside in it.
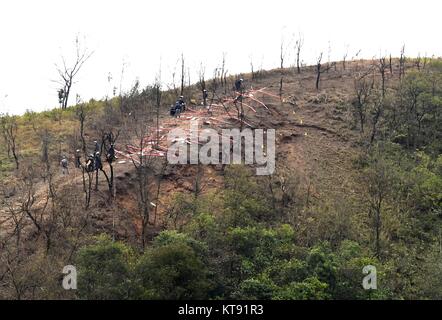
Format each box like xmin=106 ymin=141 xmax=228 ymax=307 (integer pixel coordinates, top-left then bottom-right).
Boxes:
xmin=0 ymin=58 xmax=441 ymax=300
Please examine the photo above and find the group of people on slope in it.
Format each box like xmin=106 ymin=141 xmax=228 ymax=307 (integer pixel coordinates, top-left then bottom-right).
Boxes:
xmin=170 ymin=78 xmax=244 ymax=118
xmin=60 ymin=140 xmax=116 ymax=175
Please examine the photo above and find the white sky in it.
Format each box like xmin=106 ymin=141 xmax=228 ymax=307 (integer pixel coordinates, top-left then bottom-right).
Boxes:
xmin=0 ymin=0 xmax=441 ymax=114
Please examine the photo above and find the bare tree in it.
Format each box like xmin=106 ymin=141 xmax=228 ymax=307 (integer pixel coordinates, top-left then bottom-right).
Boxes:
xmin=223 ymin=69 xmax=228 ymax=94
xmin=210 ymin=68 xmax=219 ymax=94
xmin=422 ymin=54 xmax=429 ymax=70
xmin=389 ymin=54 xmax=393 ymax=74
xmin=232 ymin=83 xmax=245 ymax=130
xmin=154 ymin=78 xmax=162 ymax=149
xmin=17 ymin=164 xmax=55 ymax=253
xmin=279 ymin=36 xmax=286 ymax=97
xmin=198 ymin=63 xmax=207 ymax=106
xmin=327 ymin=41 xmax=332 ymax=73
xmin=75 ymin=104 xmax=92 ymax=208
xmin=124 ymin=86 xmax=165 ymax=248
xmin=54 ymin=36 xmax=93 ymax=109
xmin=315 ymin=52 xmax=334 ymax=90
xmin=99 ymin=130 xmax=119 ymax=196
xmin=353 ymin=74 xmax=374 ymax=133
xmin=180 ymin=53 xmax=185 ymax=96
xmin=414 ymin=53 xmax=422 ymax=71
xmin=132 ymin=123 xmax=156 ymax=248
xmin=378 ymin=57 xmax=388 ymax=98
xmin=366 ymin=157 xmax=392 ymax=258
xmin=221 ymin=53 xmax=227 ymax=88
xmin=250 ymin=55 xmax=255 ymax=81
xmin=342 ymin=45 xmax=349 ymax=71
xmin=369 ymin=94 xmax=384 ymax=144
xmin=399 ymin=45 xmax=406 ymax=81
xmin=0 ymin=114 xmax=20 ymax=169
xmin=352 ymin=49 xmax=362 ymax=71
xmin=294 ymin=33 xmax=304 ymax=74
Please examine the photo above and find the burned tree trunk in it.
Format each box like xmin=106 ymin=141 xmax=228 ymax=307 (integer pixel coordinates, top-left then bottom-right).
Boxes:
xmin=0 ymin=115 xmax=20 ymax=170
xmin=54 ymin=36 xmax=93 ymax=109
xmin=180 ymin=53 xmax=185 ymax=96
xmin=378 ymin=57 xmax=387 ymax=98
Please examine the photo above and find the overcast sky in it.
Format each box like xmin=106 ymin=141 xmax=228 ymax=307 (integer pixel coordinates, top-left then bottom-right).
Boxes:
xmin=0 ymin=0 xmax=441 ymax=115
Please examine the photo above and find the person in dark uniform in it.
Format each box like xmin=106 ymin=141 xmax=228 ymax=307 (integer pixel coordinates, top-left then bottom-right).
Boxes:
xmin=94 ymin=140 xmax=100 ymax=153
xmin=107 ymin=144 xmax=116 ymax=163
xmin=235 ymin=78 xmax=243 ymax=92
xmin=94 ymin=152 xmax=103 ymax=171
xmin=174 ymin=101 xmax=182 ymax=118
xmin=178 ymin=96 xmax=186 ymax=112
xmin=75 ymin=149 xmax=81 ymax=168
xmin=203 ymin=89 xmax=208 ymax=106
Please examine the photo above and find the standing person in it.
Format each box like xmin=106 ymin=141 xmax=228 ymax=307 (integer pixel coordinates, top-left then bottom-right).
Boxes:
xmin=93 ymin=151 xmax=102 ymax=192
xmin=60 ymin=156 xmax=69 ymax=175
xmin=174 ymin=101 xmax=182 ymax=118
xmin=234 ymin=79 xmax=244 ymax=106
xmin=86 ymin=154 xmax=95 ymax=172
xmin=94 ymin=140 xmax=100 ymax=153
xmin=178 ymin=95 xmax=186 ymax=112
xmin=202 ymin=89 xmax=208 ymax=107
xmin=107 ymin=144 xmax=116 ymax=163
xmin=235 ymin=78 xmax=243 ymax=92
xmin=94 ymin=152 xmax=103 ymax=171
xmin=75 ymin=149 xmax=82 ymax=168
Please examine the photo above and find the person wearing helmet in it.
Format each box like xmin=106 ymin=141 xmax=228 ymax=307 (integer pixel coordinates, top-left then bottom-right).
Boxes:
xmin=202 ymin=89 xmax=208 ymax=106
xmin=174 ymin=100 xmax=182 ymax=118
xmin=94 ymin=140 xmax=100 ymax=153
xmin=178 ymin=95 xmax=186 ymax=112
xmin=234 ymin=79 xmax=244 ymax=105
xmin=75 ymin=149 xmax=82 ymax=168
xmin=94 ymin=151 xmax=103 ymax=171
xmin=235 ymin=78 xmax=244 ymax=92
